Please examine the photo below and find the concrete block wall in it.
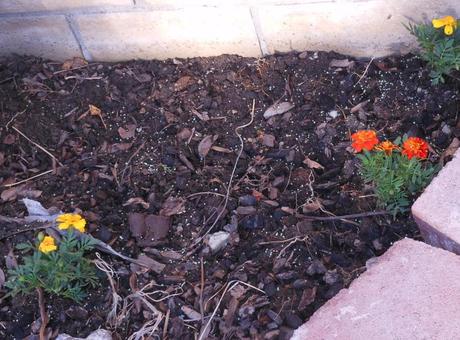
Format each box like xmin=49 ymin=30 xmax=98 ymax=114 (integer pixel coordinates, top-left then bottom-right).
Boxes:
xmin=1 ymin=0 xmax=459 ymax=61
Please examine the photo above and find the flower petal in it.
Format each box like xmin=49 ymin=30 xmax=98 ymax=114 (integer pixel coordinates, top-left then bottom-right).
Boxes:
xmin=432 ymin=17 xmax=447 ymax=28
xmin=445 ymin=24 xmax=454 ymax=35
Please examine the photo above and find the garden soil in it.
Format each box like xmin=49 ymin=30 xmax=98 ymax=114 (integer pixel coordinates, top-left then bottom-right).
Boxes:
xmin=0 ymin=52 xmax=459 ymax=339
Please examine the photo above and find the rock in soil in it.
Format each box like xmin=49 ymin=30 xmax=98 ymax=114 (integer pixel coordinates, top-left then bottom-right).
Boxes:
xmin=208 ymin=231 xmax=230 ymax=253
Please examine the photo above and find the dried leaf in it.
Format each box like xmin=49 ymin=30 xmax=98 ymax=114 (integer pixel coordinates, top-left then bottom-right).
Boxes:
xmin=62 ymin=57 xmax=88 ymax=70
xmin=329 ymin=59 xmax=355 ymax=68
xmin=176 ymin=128 xmax=193 ymax=142
xmin=174 ymin=76 xmax=194 ymax=91
xmin=303 ymin=156 xmax=324 ymax=170
xmin=160 ymin=197 xmax=186 ymax=216
xmin=298 ymin=287 xmax=317 ymax=310
xmin=350 ymin=100 xmax=370 ymax=114
xmin=263 ymin=102 xmax=295 ymax=119
xmin=163 ymin=111 xmax=178 ymax=123
xmin=89 ymin=104 xmax=101 ymax=116
xmin=1 ymin=185 xmax=42 ymax=202
xmin=132 ymin=254 xmax=165 ymax=274
xmin=191 ymin=108 xmax=210 ymax=121
xmin=262 ymin=200 xmax=279 ymax=207
xmin=302 ymin=199 xmax=323 ymax=213
xmin=211 ymin=146 xmax=232 ymax=153
xmin=281 ymin=206 xmax=296 ymax=215
xmin=128 ymin=213 xmax=171 ymax=247
xmin=0 ymin=152 xmax=5 ymax=166
xmin=123 ymin=197 xmax=150 ymax=209
xmin=1 ymin=187 xmax=18 ymax=202
xmin=109 ymin=142 xmax=133 ymax=153
xmin=128 ymin=213 xmax=146 ymax=238
xmin=118 ymin=124 xmax=136 ymax=139
xmin=198 ymin=135 xmax=218 ymax=158
xmin=179 ymin=153 xmax=195 ymax=171
xmin=181 ymin=306 xmax=201 ymax=320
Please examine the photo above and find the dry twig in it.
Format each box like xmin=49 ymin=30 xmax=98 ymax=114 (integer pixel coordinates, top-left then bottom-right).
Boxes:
xmin=302 ymin=210 xmax=389 ymax=221
xmin=2 ymin=169 xmax=54 ymax=188
xmin=198 ymin=280 xmax=264 ymax=340
xmin=187 ymin=100 xmax=256 ymax=255
xmin=36 ymin=287 xmax=48 ymax=340
xmin=12 ymin=126 xmax=63 ymax=167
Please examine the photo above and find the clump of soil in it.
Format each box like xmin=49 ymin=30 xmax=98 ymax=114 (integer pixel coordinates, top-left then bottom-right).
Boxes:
xmin=0 ymin=51 xmax=458 ymax=339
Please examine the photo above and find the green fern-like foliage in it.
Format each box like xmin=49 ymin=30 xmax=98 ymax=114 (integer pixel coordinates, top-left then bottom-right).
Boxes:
xmin=357 ymin=150 xmax=439 ymax=216
xmin=6 ymin=231 xmax=99 ymax=303
xmin=405 ymin=20 xmax=460 ymax=84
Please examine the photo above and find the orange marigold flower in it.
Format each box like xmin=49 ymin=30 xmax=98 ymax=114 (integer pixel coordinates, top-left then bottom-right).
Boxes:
xmin=375 ymin=141 xmax=399 ymax=155
xmin=39 ymin=236 xmax=57 ymax=253
xmin=56 ymin=213 xmax=86 ymax=233
xmin=351 ymin=130 xmax=379 ymax=152
xmin=402 ymin=137 xmax=429 ymax=160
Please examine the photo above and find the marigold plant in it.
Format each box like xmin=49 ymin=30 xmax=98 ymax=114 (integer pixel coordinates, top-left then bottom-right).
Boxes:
xmin=352 ymin=131 xmax=439 ymax=215
xmin=351 ymin=130 xmax=379 ymax=152
xmin=6 ymin=228 xmax=98 ymax=303
xmin=38 ymin=235 xmax=57 ymax=253
xmin=56 ymin=213 xmax=86 ymax=233
xmin=406 ymin=15 xmax=460 ymax=84
xmin=402 ymin=137 xmax=429 ymax=160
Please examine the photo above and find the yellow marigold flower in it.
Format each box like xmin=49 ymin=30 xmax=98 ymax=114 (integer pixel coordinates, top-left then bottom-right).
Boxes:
xmin=375 ymin=141 xmax=399 ymax=155
xmin=56 ymin=213 xmax=86 ymax=233
xmin=432 ymin=15 xmax=458 ymax=35
xmin=39 ymin=236 xmax=57 ymax=253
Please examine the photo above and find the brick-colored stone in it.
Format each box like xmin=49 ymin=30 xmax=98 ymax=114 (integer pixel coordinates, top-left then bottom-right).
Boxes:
xmin=0 ymin=16 xmax=82 ymax=60
xmin=256 ymin=0 xmax=460 ymax=58
xmin=412 ymin=150 xmax=460 ymax=254
xmin=74 ymin=9 xmax=261 ymax=61
xmin=0 ymin=0 xmax=131 ymax=13
xmin=291 ymin=238 xmax=460 ymax=340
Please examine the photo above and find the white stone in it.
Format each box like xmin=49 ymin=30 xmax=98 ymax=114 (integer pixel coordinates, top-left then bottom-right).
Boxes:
xmin=208 ymin=231 xmax=230 ymax=253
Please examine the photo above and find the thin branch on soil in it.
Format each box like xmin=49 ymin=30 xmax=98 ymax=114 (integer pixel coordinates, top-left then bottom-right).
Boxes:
xmin=53 ymin=63 xmax=95 ymax=75
xmin=355 ymin=57 xmax=375 ymax=85
xmin=125 ymin=283 xmax=181 ymax=340
xmin=199 ymin=257 xmax=205 ymax=326
xmin=1 ymin=169 xmax=54 ymax=188
xmin=198 ymin=280 xmax=265 ymax=340
xmin=12 ymin=126 xmax=63 ymax=167
xmin=282 ymin=164 xmax=293 ymax=193
xmin=163 ymin=309 xmax=171 ymax=339
xmin=301 ymin=210 xmax=389 ymax=221
xmin=259 ymin=236 xmax=309 ymax=258
xmin=0 ymin=215 xmax=28 ymax=224
xmin=5 ymin=108 xmax=27 ymax=130
xmin=94 ymin=254 xmax=123 ymax=329
xmin=120 ymin=141 xmax=146 ymax=186
xmin=187 ymin=191 xmax=226 ymax=199
xmin=36 ymin=287 xmax=48 ymax=340
xmin=187 ymin=100 xmax=256 ymax=255
xmin=0 ymin=224 xmax=50 ymax=241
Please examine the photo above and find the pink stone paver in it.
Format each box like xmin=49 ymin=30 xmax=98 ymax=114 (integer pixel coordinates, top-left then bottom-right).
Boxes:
xmin=291 ymin=238 xmax=460 ymax=340
xmin=412 ymin=150 xmax=460 ymax=254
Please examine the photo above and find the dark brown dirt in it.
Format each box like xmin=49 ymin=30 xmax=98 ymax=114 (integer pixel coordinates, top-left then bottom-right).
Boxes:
xmin=0 ymin=51 xmax=459 ymax=339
